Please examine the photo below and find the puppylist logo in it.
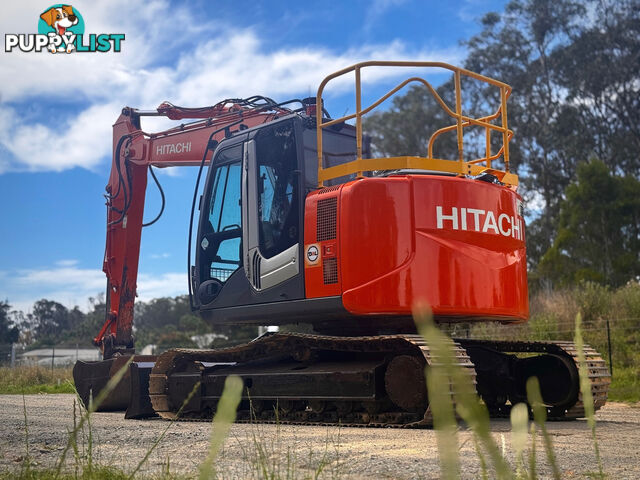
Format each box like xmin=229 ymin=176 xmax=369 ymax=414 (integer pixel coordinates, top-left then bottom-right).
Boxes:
xmin=5 ymin=4 xmax=125 ymax=54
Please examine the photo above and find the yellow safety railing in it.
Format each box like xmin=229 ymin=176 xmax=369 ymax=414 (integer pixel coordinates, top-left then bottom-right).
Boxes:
xmin=315 ymin=61 xmax=517 ymax=187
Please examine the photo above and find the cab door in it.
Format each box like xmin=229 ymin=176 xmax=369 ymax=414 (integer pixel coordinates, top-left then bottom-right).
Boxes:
xmin=243 ymin=119 xmax=301 ymax=291
xmin=195 ymin=142 xmax=244 ymax=304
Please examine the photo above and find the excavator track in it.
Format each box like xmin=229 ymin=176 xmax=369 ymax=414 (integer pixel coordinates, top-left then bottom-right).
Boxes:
xmin=551 ymin=341 xmax=610 ymax=418
xmin=147 ymin=334 xmax=609 ymax=426
xmin=148 ymin=333 xmax=476 ymax=428
xmin=458 ymin=339 xmax=611 ymax=420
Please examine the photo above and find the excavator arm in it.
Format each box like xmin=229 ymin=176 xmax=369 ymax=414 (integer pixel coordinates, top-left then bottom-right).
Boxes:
xmin=95 ymin=98 xmax=289 ymax=358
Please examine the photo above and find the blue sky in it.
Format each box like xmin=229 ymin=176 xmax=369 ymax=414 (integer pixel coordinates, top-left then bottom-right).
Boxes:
xmin=0 ymin=0 xmax=509 ymax=312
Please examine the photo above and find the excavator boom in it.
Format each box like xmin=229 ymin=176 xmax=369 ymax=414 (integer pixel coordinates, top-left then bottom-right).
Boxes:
xmin=96 ymin=98 xmax=289 ymax=357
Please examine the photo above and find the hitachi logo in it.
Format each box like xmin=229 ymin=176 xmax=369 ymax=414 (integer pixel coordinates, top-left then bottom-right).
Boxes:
xmin=156 ymin=142 xmax=191 ymax=155
xmin=436 ymin=206 xmax=523 ymax=240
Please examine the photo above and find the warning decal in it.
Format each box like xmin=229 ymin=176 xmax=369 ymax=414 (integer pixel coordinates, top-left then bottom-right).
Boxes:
xmin=305 ymin=244 xmax=320 ymax=266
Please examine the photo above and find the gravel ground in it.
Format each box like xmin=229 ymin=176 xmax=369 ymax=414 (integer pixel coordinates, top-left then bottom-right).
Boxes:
xmin=1 ymin=394 xmax=639 ymax=479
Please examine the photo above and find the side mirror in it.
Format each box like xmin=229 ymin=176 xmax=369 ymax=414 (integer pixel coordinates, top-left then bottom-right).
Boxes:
xmin=197 ymin=279 xmax=223 ymax=305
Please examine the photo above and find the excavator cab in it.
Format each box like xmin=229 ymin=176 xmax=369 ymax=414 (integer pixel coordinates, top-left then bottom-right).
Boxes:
xmin=194 ymin=117 xmax=305 ymax=309
xmin=192 ymin=115 xmax=367 ymax=327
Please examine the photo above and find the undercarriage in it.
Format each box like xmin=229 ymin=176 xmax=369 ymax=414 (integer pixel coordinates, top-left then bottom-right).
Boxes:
xmin=71 ymin=332 xmax=611 ymax=427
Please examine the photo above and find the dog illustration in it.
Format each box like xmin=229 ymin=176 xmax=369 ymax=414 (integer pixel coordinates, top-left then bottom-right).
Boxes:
xmin=40 ymin=5 xmax=78 ymax=53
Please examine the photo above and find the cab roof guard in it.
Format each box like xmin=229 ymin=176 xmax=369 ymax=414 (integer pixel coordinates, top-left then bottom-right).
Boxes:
xmin=315 ymin=61 xmax=517 ymax=187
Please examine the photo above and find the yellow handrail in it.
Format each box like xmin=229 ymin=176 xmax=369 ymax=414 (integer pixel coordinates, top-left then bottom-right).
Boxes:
xmin=315 ymin=61 xmax=516 ymax=187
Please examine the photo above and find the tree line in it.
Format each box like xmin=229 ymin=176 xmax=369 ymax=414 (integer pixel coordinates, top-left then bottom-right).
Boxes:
xmin=364 ymin=0 xmax=640 ymax=289
xmin=0 ymin=296 xmax=259 ymax=350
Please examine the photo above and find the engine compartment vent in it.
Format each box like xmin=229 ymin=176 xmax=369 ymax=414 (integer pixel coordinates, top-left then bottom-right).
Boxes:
xmin=318 ymin=185 xmax=340 ymax=195
xmin=317 ymin=197 xmax=337 ymax=241
xmin=323 ymin=257 xmax=338 ymax=284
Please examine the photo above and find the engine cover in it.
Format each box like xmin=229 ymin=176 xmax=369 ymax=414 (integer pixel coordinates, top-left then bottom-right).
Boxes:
xmin=304 ymin=174 xmax=528 ymax=323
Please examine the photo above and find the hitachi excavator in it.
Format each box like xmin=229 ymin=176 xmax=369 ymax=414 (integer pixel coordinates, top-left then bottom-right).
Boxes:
xmin=73 ymin=61 xmax=610 ymax=426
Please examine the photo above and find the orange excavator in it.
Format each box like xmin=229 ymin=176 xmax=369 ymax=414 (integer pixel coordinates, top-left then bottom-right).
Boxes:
xmin=73 ymin=62 xmax=610 ymax=425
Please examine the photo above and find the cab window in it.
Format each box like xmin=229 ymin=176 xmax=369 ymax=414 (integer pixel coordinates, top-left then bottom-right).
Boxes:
xmin=202 ymin=145 xmax=242 ymax=281
xmin=255 ymin=123 xmax=299 ymax=259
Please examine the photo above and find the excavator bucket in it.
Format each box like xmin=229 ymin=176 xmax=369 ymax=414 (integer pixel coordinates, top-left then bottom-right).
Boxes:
xmin=72 ymin=355 xmax=156 ymax=414
xmin=125 ymin=360 xmax=158 ymax=419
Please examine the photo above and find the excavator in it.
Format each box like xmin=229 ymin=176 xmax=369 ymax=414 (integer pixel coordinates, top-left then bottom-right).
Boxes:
xmin=73 ymin=61 xmax=610 ymax=426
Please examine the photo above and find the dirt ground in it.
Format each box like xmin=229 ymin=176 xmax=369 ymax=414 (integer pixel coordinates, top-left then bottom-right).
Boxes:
xmin=1 ymin=394 xmax=639 ymax=479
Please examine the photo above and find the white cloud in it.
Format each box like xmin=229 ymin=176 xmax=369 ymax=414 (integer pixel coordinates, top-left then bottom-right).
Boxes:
xmin=0 ymin=1 xmax=463 ymax=174
xmin=155 ymin=167 xmax=182 ymax=177
xmin=6 ymin=263 xmax=106 ymax=312
xmin=149 ymin=252 xmax=171 ymax=259
xmin=137 ymin=272 xmax=187 ymax=301
xmin=0 ymin=102 xmax=119 ymax=172
xmin=55 ymin=259 xmax=79 ymax=267
xmin=1 ymin=261 xmax=186 ymax=313
xmin=14 ymin=266 xmax=105 ymax=291
xmin=0 ymin=1 xmax=210 ymax=102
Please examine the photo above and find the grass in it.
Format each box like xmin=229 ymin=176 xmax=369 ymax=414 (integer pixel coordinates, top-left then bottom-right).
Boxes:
xmin=416 ymin=305 xmax=608 ymax=480
xmin=608 ymin=366 xmax=640 ymax=402
xmin=221 ymin=416 xmax=344 ymax=480
xmin=0 ymin=466 xmax=131 ymax=479
xmin=3 ymin=364 xmax=343 ymax=480
xmin=199 ymin=376 xmax=243 ymax=480
xmin=0 ymin=366 xmax=75 ymax=394
xmin=1 ymin=294 xmax=620 ymax=479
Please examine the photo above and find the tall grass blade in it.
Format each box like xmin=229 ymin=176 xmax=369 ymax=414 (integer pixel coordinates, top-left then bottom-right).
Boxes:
xmin=574 ymin=313 xmax=605 ymax=478
xmin=528 ymin=423 xmax=536 ymax=480
xmin=21 ymin=391 xmax=31 ymax=475
xmin=199 ymin=375 xmax=243 ymax=480
xmin=87 ymin=392 xmax=93 ymax=477
xmin=449 ymin=354 xmax=513 ymax=479
xmin=414 ymin=305 xmax=459 ymax=480
xmin=127 ymin=381 xmax=201 ymax=480
xmin=510 ymin=402 xmax=528 ymax=480
xmin=71 ymin=398 xmax=80 ymax=480
xmin=473 ymin=436 xmax=489 ymax=480
xmin=415 ymin=305 xmax=514 ymax=480
xmin=55 ymin=356 xmax=133 ymax=479
xmin=526 ymin=376 xmax=561 ymax=480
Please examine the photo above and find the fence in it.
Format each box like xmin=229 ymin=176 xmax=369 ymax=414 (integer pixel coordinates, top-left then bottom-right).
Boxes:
xmin=0 ymin=343 xmax=101 ymax=368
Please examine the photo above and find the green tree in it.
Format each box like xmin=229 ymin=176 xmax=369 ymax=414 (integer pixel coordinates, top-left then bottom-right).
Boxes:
xmin=134 ymin=296 xmax=192 ymax=332
xmin=155 ymin=325 xmax=198 ymax=350
xmin=536 ymin=160 xmax=640 ymax=287
xmin=554 ymin=0 xmax=640 ymax=175
xmin=178 ymin=314 xmax=209 ymax=335
xmin=77 ymin=294 xmax=107 ymax=344
xmin=0 ymin=301 xmax=20 ymax=344
xmin=363 ymin=84 xmax=457 ymax=159
xmin=464 ymin=0 xmax=640 ymax=266
xmin=132 ymin=295 xmax=259 ymax=350
xmin=464 ymin=0 xmax=590 ymax=265
xmin=31 ymin=299 xmax=70 ymax=343
xmin=207 ymin=324 xmax=259 ymax=348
